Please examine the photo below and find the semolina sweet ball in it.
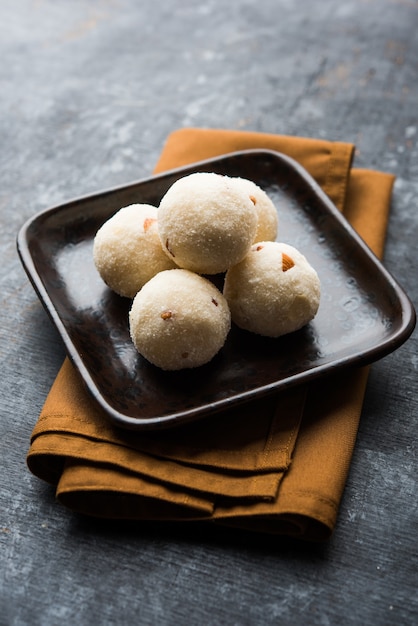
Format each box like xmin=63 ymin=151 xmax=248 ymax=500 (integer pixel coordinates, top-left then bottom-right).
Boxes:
xmin=230 ymin=177 xmax=278 ymax=243
xmin=129 ymin=269 xmax=231 ymax=370
xmin=223 ymin=241 xmax=321 ymax=337
xmin=157 ymin=172 xmax=258 ymax=274
xmin=93 ymin=204 xmax=176 ymax=298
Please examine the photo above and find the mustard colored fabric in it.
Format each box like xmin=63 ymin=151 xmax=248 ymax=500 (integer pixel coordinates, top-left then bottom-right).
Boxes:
xmin=27 ymin=128 xmax=395 ymax=541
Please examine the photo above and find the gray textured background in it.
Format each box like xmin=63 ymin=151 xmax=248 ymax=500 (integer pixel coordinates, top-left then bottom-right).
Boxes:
xmin=1 ymin=1 xmax=417 ymax=624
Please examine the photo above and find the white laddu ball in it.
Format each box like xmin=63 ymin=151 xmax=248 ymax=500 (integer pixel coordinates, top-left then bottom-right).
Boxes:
xmin=93 ymin=204 xmax=176 ymax=298
xmin=223 ymin=241 xmax=321 ymax=337
xmin=129 ymin=269 xmax=231 ymax=370
xmin=230 ymin=177 xmax=279 ymax=243
xmin=158 ymin=172 xmax=258 ymax=274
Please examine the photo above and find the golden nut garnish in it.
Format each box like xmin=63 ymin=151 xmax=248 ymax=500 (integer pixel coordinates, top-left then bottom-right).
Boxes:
xmin=249 ymin=195 xmax=257 ymax=205
xmin=282 ymin=252 xmax=295 ymax=272
xmin=161 ymin=310 xmax=173 ymax=320
xmin=143 ymin=217 xmax=157 ymax=232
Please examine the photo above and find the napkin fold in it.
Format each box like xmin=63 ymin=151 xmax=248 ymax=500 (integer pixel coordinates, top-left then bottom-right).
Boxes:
xmin=27 ymin=128 xmax=395 ymax=541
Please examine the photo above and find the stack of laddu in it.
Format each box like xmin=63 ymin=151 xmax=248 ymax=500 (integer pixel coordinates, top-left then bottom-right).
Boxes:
xmin=93 ymin=172 xmax=320 ymax=370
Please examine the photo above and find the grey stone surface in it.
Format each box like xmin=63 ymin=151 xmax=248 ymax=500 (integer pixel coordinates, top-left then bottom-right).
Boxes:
xmin=1 ymin=1 xmax=417 ymax=624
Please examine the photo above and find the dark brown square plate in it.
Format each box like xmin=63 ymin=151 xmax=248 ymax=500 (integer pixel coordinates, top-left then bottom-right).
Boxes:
xmin=17 ymin=150 xmax=416 ymax=430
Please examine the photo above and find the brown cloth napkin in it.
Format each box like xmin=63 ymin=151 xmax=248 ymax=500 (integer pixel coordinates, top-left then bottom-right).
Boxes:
xmin=27 ymin=128 xmax=395 ymax=541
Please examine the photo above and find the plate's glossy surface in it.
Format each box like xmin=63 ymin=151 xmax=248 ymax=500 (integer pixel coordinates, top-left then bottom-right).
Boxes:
xmin=17 ymin=150 xmax=416 ymax=430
